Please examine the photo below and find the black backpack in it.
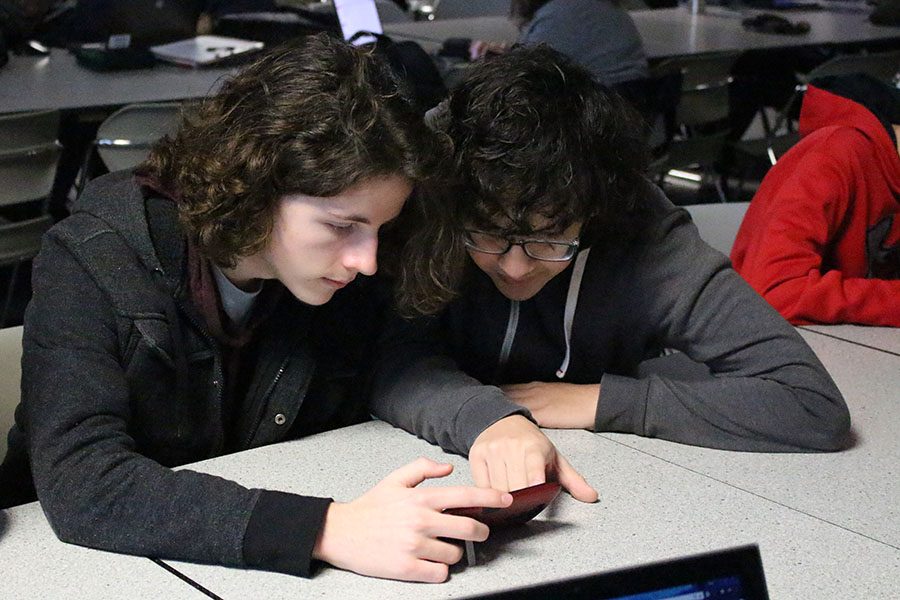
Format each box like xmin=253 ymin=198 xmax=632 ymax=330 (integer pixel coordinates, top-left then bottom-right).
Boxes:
xmin=352 ymin=32 xmax=448 ymax=113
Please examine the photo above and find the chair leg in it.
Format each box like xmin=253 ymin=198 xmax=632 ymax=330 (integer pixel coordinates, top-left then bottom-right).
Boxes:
xmin=74 ymin=144 xmax=98 ymax=203
xmin=1 ymin=263 xmax=21 ymax=329
xmin=713 ymin=171 xmax=728 ymax=203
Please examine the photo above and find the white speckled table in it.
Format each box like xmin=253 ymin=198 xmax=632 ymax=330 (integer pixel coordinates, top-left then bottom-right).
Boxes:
xmin=162 ymin=420 xmax=899 ymax=598
xmin=3 ymin=328 xmax=897 ymax=598
xmin=803 ymin=325 xmax=900 ymax=357
xmin=602 ymin=329 xmax=900 ymax=551
xmin=0 ymin=501 xmax=209 ymax=599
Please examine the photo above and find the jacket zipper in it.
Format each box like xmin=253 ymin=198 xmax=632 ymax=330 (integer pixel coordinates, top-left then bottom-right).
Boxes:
xmin=243 ymin=358 xmax=289 ymax=448
xmin=170 ymin=288 xmax=225 ymax=450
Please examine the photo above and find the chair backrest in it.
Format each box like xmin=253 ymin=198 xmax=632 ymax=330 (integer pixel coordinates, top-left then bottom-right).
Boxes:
xmin=0 ymin=325 xmax=23 ymax=463
xmin=802 ymin=49 xmax=900 ymax=85
xmin=765 ymin=49 xmax=900 ymax=141
xmin=433 ymin=0 xmax=510 ymax=19
xmin=684 ymin=201 xmax=750 ymax=256
xmin=653 ymin=52 xmax=741 ymax=127
xmin=0 ymin=110 xmax=60 ymax=152
xmin=0 ymin=144 xmax=61 ymax=208
xmin=0 ymin=216 xmax=53 ymax=267
xmin=649 ymin=52 xmax=740 ymax=179
xmin=95 ymin=102 xmax=184 ymax=173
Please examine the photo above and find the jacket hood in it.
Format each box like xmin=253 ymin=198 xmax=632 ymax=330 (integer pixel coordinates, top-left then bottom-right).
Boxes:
xmin=799 ymin=75 xmax=900 ymax=196
xmin=71 ymin=170 xmax=184 ymax=290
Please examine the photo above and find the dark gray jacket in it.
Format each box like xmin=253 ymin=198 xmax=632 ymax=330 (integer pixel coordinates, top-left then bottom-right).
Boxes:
xmin=2 ymin=171 xmax=383 ymax=576
xmin=372 ymin=186 xmax=851 ymax=454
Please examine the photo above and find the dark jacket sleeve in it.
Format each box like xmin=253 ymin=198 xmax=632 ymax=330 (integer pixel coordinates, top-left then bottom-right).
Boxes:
xmin=595 ymin=205 xmax=851 ymax=452
xmin=23 ymin=232 xmax=328 ymax=576
xmin=370 ymin=314 xmax=531 ymax=456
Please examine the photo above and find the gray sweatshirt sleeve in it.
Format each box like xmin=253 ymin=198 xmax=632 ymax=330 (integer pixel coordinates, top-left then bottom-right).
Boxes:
xmin=370 ymin=314 xmax=531 ymax=455
xmin=595 ymin=205 xmax=851 ymax=452
xmin=22 ymin=233 xmax=327 ymax=575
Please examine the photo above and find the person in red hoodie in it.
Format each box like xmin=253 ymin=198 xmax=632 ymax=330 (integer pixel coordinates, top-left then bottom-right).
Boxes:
xmin=732 ymin=74 xmax=900 ymax=327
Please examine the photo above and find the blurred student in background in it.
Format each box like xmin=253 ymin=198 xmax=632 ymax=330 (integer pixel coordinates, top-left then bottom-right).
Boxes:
xmin=732 ymin=74 xmax=900 ymax=327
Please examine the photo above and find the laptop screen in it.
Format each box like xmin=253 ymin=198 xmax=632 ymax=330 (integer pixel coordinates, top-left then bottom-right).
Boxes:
xmin=334 ymin=0 xmax=383 ymax=46
xmin=610 ymin=575 xmax=747 ymax=600
xmin=460 ymin=545 xmax=769 ymax=600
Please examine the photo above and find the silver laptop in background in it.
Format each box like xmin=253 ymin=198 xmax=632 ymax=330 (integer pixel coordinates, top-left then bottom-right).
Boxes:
xmin=334 ymin=0 xmax=384 ymax=46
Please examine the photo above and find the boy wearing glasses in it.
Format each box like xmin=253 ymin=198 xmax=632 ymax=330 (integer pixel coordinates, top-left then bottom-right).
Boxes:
xmin=371 ymin=46 xmax=850 ymax=501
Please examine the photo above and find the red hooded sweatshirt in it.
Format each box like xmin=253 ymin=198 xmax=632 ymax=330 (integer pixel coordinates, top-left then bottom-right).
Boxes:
xmin=731 ymin=80 xmax=900 ymax=326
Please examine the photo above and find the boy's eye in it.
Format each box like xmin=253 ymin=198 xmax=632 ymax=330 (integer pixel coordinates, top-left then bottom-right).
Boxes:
xmin=326 ymin=222 xmax=356 ymax=236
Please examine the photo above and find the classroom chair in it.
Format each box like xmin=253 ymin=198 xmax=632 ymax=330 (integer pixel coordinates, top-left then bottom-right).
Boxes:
xmin=0 ymin=325 xmax=23 ymax=462
xmin=0 ymin=112 xmax=61 ymax=327
xmin=0 ymin=216 xmax=53 ymax=328
xmin=732 ymin=48 xmax=900 ymax=168
xmin=93 ymin=102 xmax=184 ymax=173
xmin=648 ymin=51 xmax=742 ymax=203
xmin=0 ymin=110 xmax=60 ymax=152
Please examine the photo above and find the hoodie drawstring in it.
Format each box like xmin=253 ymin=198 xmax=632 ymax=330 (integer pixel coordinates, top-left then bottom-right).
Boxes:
xmin=556 ymin=249 xmax=590 ymax=379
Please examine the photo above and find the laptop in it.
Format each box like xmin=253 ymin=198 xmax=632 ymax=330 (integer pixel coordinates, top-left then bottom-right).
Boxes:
xmin=334 ymin=0 xmax=384 ymax=46
xmin=459 ymin=545 xmax=770 ymax=600
xmin=150 ymin=35 xmax=264 ymax=68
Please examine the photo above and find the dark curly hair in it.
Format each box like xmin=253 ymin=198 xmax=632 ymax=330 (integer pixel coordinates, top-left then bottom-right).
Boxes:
xmin=140 ymin=33 xmax=442 ymax=270
xmin=398 ymin=44 xmax=649 ymax=315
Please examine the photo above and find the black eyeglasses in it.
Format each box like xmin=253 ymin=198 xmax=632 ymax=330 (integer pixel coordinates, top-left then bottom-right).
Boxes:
xmin=464 ymin=230 xmax=580 ymax=262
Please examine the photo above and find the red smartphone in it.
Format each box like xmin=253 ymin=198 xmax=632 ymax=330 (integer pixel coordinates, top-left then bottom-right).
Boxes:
xmin=445 ymin=481 xmax=561 ymax=527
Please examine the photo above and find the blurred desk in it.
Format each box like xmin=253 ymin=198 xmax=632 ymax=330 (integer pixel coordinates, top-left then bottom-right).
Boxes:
xmin=0 ymin=49 xmax=232 ymax=114
xmin=384 ymin=8 xmax=900 ymax=58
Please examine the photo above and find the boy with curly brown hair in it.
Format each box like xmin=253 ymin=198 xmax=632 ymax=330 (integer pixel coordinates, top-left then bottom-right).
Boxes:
xmin=0 ymin=34 xmax=512 ymax=583
xmin=372 ymin=46 xmax=851 ymax=502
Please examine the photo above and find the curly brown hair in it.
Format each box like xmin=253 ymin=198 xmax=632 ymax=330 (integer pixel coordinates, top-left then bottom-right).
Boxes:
xmin=140 ymin=33 xmax=442 ymax=269
xmin=398 ymin=44 xmax=649 ymax=316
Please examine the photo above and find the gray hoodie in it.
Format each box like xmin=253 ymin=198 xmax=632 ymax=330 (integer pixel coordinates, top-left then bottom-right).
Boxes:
xmin=371 ymin=185 xmax=850 ymax=455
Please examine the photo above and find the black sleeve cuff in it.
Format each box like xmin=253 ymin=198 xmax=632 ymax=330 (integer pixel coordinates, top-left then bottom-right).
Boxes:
xmin=242 ymin=490 xmax=333 ymax=577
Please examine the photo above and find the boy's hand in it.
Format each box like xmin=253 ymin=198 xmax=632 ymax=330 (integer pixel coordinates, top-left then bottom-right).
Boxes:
xmin=469 ymin=39 xmax=509 ymax=60
xmin=469 ymin=415 xmax=598 ymax=503
xmin=313 ymin=458 xmax=512 ymax=583
xmin=501 ymin=382 xmax=599 ymax=430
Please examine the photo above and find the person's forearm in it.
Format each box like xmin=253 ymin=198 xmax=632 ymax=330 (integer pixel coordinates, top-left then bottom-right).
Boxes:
xmin=765 ymin=273 xmax=900 ymax=327
xmin=371 ymin=355 xmax=526 ymax=454
xmin=597 ymin=354 xmax=849 ymax=452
